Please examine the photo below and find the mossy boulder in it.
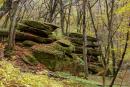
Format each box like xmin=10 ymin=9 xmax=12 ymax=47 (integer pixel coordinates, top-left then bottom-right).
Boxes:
xmin=32 ymin=45 xmax=64 ymax=59
xmin=0 ymin=30 xmax=56 ymax=44
xmin=69 ymin=37 xmax=83 ymax=45
xmin=31 ymin=40 xmax=76 ymax=71
xmin=68 ymin=37 xmax=99 ymax=47
xmin=73 ymin=47 xmax=101 ymax=56
xmin=22 ymin=40 xmax=38 ymax=47
xmin=22 ymin=55 xmax=38 ymax=65
xmin=32 ymin=44 xmax=65 ymax=70
xmin=56 ymin=39 xmax=72 ymax=47
xmin=17 ymin=23 xmax=50 ymax=37
xmin=21 ymin=20 xmax=58 ymax=33
xmin=69 ymin=33 xmax=98 ymax=42
xmin=44 ymin=22 xmax=59 ymax=30
xmin=54 ymin=39 xmax=75 ymax=54
xmin=63 ymin=54 xmax=103 ymax=75
xmin=24 ymin=41 xmax=102 ymax=75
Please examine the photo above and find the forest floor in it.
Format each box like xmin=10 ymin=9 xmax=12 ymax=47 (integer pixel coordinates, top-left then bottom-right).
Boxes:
xmin=0 ymin=60 xmax=102 ymax=87
xmin=11 ymin=49 xmax=130 ymax=87
xmin=2 ymin=58 xmax=130 ymax=87
xmin=0 ymin=43 xmax=130 ymax=87
xmin=89 ymin=70 xmax=130 ymax=87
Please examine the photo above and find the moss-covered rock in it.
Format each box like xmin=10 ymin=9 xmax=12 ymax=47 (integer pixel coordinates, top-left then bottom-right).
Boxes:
xmin=31 ymin=41 xmax=76 ymax=71
xmin=54 ymin=39 xmax=75 ymax=54
xmin=32 ymin=45 xmax=64 ymax=59
xmin=21 ymin=20 xmax=58 ymax=32
xmin=69 ymin=33 xmax=98 ymax=42
xmin=22 ymin=55 xmax=38 ymax=65
xmin=88 ymin=64 xmax=103 ymax=74
xmin=28 ymin=38 xmax=102 ymax=74
xmin=68 ymin=37 xmax=99 ymax=48
xmin=44 ymin=22 xmax=59 ymax=30
xmin=23 ymin=40 xmax=38 ymax=47
xmin=32 ymin=44 xmax=65 ymax=70
xmin=17 ymin=23 xmax=50 ymax=37
xmin=69 ymin=37 xmax=83 ymax=45
xmin=56 ymin=39 xmax=72 ymax=47
xmin=73 ymin=47 xmax=101 ymax=56
xmin=21 ymin=20 xmax=51 ymax=32
xmin=0 ymin=30 xmax=56 ymax=44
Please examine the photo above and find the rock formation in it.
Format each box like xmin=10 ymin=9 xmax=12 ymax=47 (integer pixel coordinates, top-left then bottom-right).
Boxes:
xmin=0 ymin=20 xmax=103 ymax=75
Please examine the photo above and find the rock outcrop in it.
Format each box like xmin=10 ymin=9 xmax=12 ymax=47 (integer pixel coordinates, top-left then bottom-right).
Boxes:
xmin=0 ymin=20 xmax=103 ymax=75
xmin=67 ymin=33 xmax=103 ymax=74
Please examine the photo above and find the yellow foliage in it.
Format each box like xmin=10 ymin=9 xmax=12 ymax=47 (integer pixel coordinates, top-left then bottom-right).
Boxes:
xmin=0 ymin=60 xmax=100 ymax=87
xmin=0 ymin=0 xmax=4 ymax=6
xmin=0 ymin=61 xmax=64 ymax=87
xmin=115 ymin=1 xmax=130 ymax=14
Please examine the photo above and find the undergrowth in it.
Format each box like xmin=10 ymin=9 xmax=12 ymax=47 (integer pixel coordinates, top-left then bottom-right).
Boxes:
xmin=0 ymin=60 xmax=100 ymax=87
xmin=0 ymin=61 xmax=63 ymax=87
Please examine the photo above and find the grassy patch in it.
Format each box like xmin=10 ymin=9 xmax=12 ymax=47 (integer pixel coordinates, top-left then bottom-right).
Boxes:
xmin=0 ymin=61 xmax=63 ymax=87
xmin=0 ymin=60 xmax=101 ymax=87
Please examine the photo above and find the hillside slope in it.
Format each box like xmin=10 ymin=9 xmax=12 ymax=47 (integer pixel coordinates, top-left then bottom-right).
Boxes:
xmin=0 ymin=60 xmax=100 ymax=87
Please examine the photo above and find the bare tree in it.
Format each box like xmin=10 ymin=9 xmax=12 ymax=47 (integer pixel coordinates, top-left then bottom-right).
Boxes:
xmin=59 ymin=0 xmax=65 ymax=35
xmin=65 ymin=0 xmax=72 ymax=35
xmin=4 ymin=0 xmax=21 ymax=57
xmin=109 ymin=31 xmax=129 ymax=87
xmin=48 ymin=0 xmax=58 ymax=23
xmin=82 ymin=0 xmax=89 ymax=78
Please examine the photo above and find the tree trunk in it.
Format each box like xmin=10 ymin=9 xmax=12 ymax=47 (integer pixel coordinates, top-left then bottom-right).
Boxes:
xmin=7 ymin=1 xmax=20 ymax=50
xmin=59 ymin=0 xmax=65 ymax=35
xmin=82 ymin=0 xmax=89 ymax=78
xmin=109 ymin=31 xmax=129 ymax=87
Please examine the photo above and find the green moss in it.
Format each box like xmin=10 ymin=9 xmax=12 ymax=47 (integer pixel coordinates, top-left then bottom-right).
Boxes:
xmin=44 ymin=22 xmax=59 ymax=30
xmin=41 ymin=37 xmax=56 ymax=44
xmin=69 ymin=37 xmax=98 ymax=46
xmin=22 ymin=55 xmax=38 ymax=65
xmin=69 ymin=33 xmax=83 ymax=38
xmin=57 ymin=39 xmax=73 ymax=47
xmin=32 ymin=45 xmax=64 ymax=70
xmin=32 ymin=45 xmax=64 ymax=58
xmin=21 ymin=20 xmax=56 ymax=32
xmin=23 ymin=40 xmax=38 ymax=47
xmin=74 ymin=47 xmax=102 ymax=56
xmin=32 ymin=42 xmax=76 ymax=71
xmin=54 ymin=39 xmax=75 ymax=54
xmin=69 ymin=37 xmax=83 ymax=45
xmin=69 ymin=33 xmax=98 ymax=42
xmin=55 ymin=72 xmax=101 ymax=87
xmin=0 ymin=61 xmax=102 ymax=87
xmin=17 ymin=23 xmax=50 ymax=37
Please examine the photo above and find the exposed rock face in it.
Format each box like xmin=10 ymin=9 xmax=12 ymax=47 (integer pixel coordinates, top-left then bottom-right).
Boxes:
xmin=21 ymin=20 xmax=58 ymax=33
xmin=68 ymin=33 xmax=101 ymax=56
xmin=67 ymin=33 xmax=103 ymax=74
xmin=17 ymin=23 xmax=50 ymax=37
xmin=0 ymin=20 xmax=103 ymax=75
xmin=0 ymin=30 xmax=56 ymax=44
xmin=31 ymin=42 xmax=74 ymax=71
xmin=69 ymin=33 xmax=98 ymax=42
xmin=0 ymin=20 xmax=58 ymax=44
